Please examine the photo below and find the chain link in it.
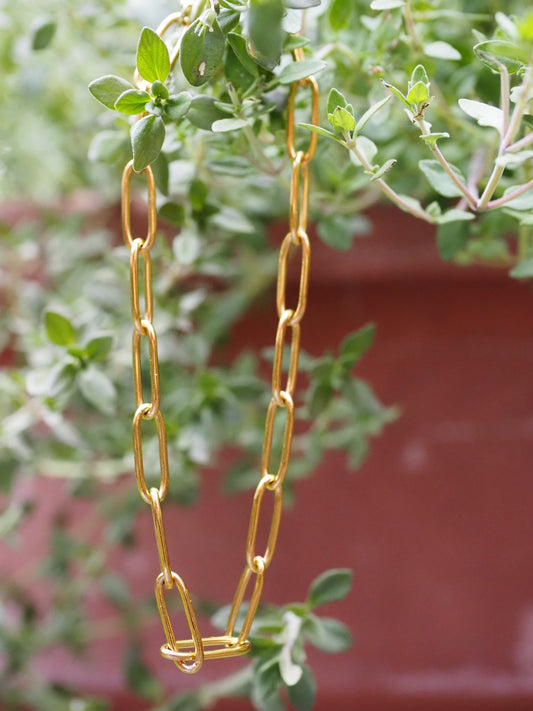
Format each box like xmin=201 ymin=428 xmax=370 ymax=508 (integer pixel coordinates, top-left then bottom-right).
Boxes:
xmin=120 ymin=11 xmax=319 ymax=674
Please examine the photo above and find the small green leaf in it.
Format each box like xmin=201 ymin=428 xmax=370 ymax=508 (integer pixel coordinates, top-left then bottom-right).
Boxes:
xmin=437 ymin=209 xmax=475 ymax=224
xmin=305 ymin=615 xmax=352 ymax=653
xmin=78 ymin=367 xmax=117 ymax=414
xmin=458 ymin=98 xmax=503 ymax=134
xmin=407 ymin=81 xmax=429 ymax=105
xmin=419 ymin=159 xmax=466 ymax=198
xmin=165 ymin=92 xmax=192 ymax=120
xmin=248 ymin=0 xmax=284 ymax=68
xmin=137 ymin=27 xmax=170 ymax=83
xmin=89 ymin=75 xmax=135 ymax=110
xmin=495 ymin=150 xmax=533 ymax=168
xmin=350 ymin=136 xmax=378 ymax=166
xmin=277 ymin=59 xmax=326 ymax=85
xmin=339 ymin=324 xmax=375 ymax=369
xmin=299 ymin=123 xmax=347 ymax=146
xmin=510 ymin=258 xmax=533 ymax=279
xmin=45 ymin=312 xmax=77 ymax=346
xmin=131 ymin=114 xmax=165 ymax=171
xmin=151 ymin=80 xmax=169 ymax=100
xmin=85 ymin=336 xmax=113 ymax=362
xmin=32 ymin=20 xmax=57 ymax=51
xmin=382 ymin=81 xmax=411 ymax=109
xmin=419 ymin=132 xmax=450 ymax=146
xmin=409 ymin=64 xmax=429 ymax=87
xmin=286 ymin=666 xmax=316 ymax=711
xmin=329 ymin=0 xmax=353 ymax=31
xmin=211 ymin=117 xmax=249 ymax=132
xmin=307 ymin=568 xmax=353 ymax=609
xmin=329 ymin=106 xmax=356 ymax=133
xmin=370 ymin=158 xmax=397 ymax=181
xmin=355 ymin=96 xmax=391 ymax=133
xmin=501 ymin=185 xmax=533 ymax=210
xmin=173 ymin=230 xmax=201 ymax=265
xmin=159 ymin=202 xmax=186 ymax=226
xmin=114 ymin=89 xmax=150 ymax=115
xmin=424 ymin=41 xmax=461 ymax=60
xmin=227 ymin=32 xmax=260 ymax=78
xmin=187 ymin=95 xmax=228 ymax=130
xmin=473 ymin=40 xmax=528 ymax=74
xmin=285 ymin=0 xmax=320 ymax=7
xmin=327 ymin=87 xmax=347 ymax=116
xmin=180 ymin=17 xmax=225 ymax=87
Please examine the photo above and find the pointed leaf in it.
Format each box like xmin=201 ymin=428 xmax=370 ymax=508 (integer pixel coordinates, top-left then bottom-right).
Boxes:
xmin=32 ymin=20 xmax=57 ymax=50
xmin=424 ymin=41 xmax=461 ymax=60
xmin=211 ymin=118 xmax=249 ymax=132
xmin=86 ymin=336 xmax=113 ymax=362
xmin=330 ymin=106 xmax=355 ymax=133
xmin=89 ymin=75 xmax=135 ymax=110
xmin=305 ymin=615 xmax=352 ymax=653
xmin=248 ymin=0 xmax=284 ymax=68
xmin=340 ymin=324 xmax=375 ymax=369
xmin=137 ymin=27 xmax=170 ymax=82
xmin=308 ymin=568 xmax=353 ymax=608
xmin=131 ymin=114 xmax=165 ymax=171
xmin=114 ymin=89 xmax=151 ymax=115
xmin=227 ymin=32 xmax=260 ymax=77
xmin=407 ymin=81 xmax=429 ymax=105
xmin=299 ymin=122 xmax=347 ymax=146
xmin=286 ymin=666 xmax=316 ymax=711
xmin=370 ymin=158 xmax=397 ymax=181
xmin=355 ymin=96 xmax=391 ymax=133
xmin=382 ymin=81 xmax=411 ymax=109
xmin=277 ymin=59 xmax=326 ymax=85
xmin=419 ymin=159 xmax=465 ymax=198
xmin=180 ymin=17 xmax=225 ymax=87
xmin=327 ymin=87 xmax=347 ymax=115
xmin=473 ymin=40 xmax=528 ymax=74
xmin=419 ymin=132 xmax=450 ymax=146
xmin=45 ymin=312 xmax=77 ymax=346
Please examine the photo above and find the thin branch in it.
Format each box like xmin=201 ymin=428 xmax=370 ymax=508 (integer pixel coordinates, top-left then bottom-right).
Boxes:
xmin=486 ymin=177 xmax=533 ymax=209
xmin=506 ymin=131 xmax=533 ymax=153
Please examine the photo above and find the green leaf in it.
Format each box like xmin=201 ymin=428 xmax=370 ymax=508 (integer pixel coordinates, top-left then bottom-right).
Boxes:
xmin=436 ymin=220 xmax=470 ymax=261
xmin=355 ymin=96 xmax=391 ymax=133
xmin=248 ymin=0 xmax=284 ymax=68
xmin=211 ymin=117 xmax=249 ymax=132
xmin=501 ymin=186 xmax=533 ymax=210
xmin=277 ymin=59 xmax=326 ymax=85
xmin=339 ymin=324 xmax=375 ymax=369
xmin=473 ymin=40 xmax=528 ymax=74
xmin=407 ymin=81 xmax=429 ymax=105
xmin=370 ymin=0 xmax=405 ymax=8
xmin=370 ymin=158 xmax=397 ymax=181
xmin=286 ymin=666 xmax=316 ymax=711
xmin=227 ymin=32 xmax=260 ymax=78
xmin=458 ymin=98 xmax=503 ymax=134
xmin=151 ymin=80 xmax=169 ymax=100
xmin=437 ymin=209 xmax=475 ymax=224
xmin=45 ymin=311 xmax=77 ymax=346
xmin=329 ymin=106 xmax=356 ymax=133
xmin=510 ymin=258 xmax=533 ymax=279
xmin=329 ymin=0 xmax=353 ymax=31
xmin=382 ymin=81 xmax=411 ymax=109
xmin=350 ymin=136 xmax=378 ymax=166
xmin=409 ymin=64 xmax=429 ymax=87
xmin=131 ymin=114 xmax=165 ymax=171
xmin=307 ymin=568 xmax=353 ymax=609
xmin=285 ymin=0 xmax=320 ymax=7
xmin=114 ymin=89 xmax=150 ymax=115
xmin=424 ymin=41 xmax=461 ymax=61
xmin=89 ymin=75 xmax=135 ymax=110
xmin=124 ymin=645 xmax=162 ymax=700
xmin=78 ymin=367 xmax=117 ymax=414
xmin=299 ymin=122 xmax=347 ymax=146
xmin=327 ymin=87 xmax=347 ymax=115
xmin=496 ymin=150 xmax=533 ymax=168
xmin=180 ymin=17 xmax=225 ymax=87
xmin=165 ymin=92 xmax=192 ymax=120
xmin=419 ymin=159 xmax=466 ymax=198
xmin=419 ymin=132 xmax=450 ymax=146
xmin=305 ymin=615 xmax=352 ymax=653
xmin=32 ymin=19 xmax=57 ymax=51
xmin=136 ymin=27 xmax=170 ymax=83
xmin=159 ymin=202 xmax=186 ymax=226
xmin=85 ymin=336 xmax=113 ymax=362
xmin=187 ymin=95 xmax=228 ymax=130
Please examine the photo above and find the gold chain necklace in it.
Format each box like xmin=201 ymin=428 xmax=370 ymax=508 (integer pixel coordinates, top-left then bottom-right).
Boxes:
xmin=121 ymin=7 xmax=319 ymax=674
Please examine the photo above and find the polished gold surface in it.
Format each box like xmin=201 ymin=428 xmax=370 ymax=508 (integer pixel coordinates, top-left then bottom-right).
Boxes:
xmin=120 ymin=10 xmax=319 ymax=673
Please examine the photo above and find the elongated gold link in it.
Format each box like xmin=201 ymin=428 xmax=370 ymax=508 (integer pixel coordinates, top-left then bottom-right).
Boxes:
xmin=121 ymin=12 xmax=319 ymax=668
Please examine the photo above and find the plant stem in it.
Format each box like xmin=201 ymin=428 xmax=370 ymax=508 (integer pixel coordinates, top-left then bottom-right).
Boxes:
xmin=486 ymin=177 xmax=533 ymax=209
xmin=346 ymin=136 xmax=434 ymax=223
xmin=403 ymin=1 xmax=421 ymax=51
xmin=478 ymin=63 xmax=533 ymax=209
xmin=506 ymin=131 xmax=533 ymax=153
xmin=415 ymin=118 xmax=478 ymax=209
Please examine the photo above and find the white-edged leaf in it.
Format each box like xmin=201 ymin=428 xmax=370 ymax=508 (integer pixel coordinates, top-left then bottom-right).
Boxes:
xmin=424 ymin=41 xmax=461 ymax=60
xmin=496 ymin=151 xmax=533 ymax=168
xmin=501 ymin=185 xmax=533 ymax=210
xmin=458 ymin=98 xmax=504 ymax=134
xmin=211 ymin=118 xmax=249 ymax=132
xmin=277 ymin=59 xmax=326 ymax=85
xmin=370 ymin=0 xmax=405 ymax=8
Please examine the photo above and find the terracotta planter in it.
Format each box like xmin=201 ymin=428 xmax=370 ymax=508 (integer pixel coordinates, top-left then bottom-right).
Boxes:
xmin=2 ymin=204 xmax=533 ymax=710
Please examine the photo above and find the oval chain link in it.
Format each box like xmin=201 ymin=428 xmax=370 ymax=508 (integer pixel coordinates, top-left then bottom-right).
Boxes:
xmin=121 ymin=11 xmax=319 ymax=673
